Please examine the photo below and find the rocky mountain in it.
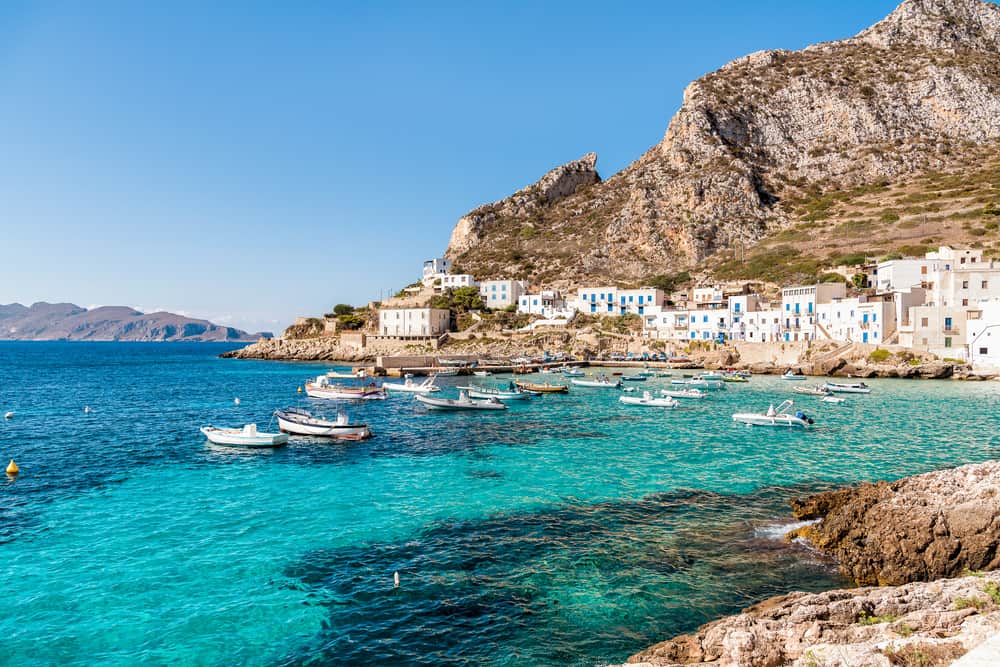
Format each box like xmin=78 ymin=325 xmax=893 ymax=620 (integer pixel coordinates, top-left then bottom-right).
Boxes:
xmin=0 ymin=302 xmax=267 ymax=342
xmin=446 ymin=0 xmax=1000 ymax=287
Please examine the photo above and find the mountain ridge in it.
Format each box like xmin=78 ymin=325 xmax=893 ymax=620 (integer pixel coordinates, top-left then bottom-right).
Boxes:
xmin=0 ymin=301 xmax=268 ymax=342
xmin=446 ymin=0 xmax=1000 ymax=287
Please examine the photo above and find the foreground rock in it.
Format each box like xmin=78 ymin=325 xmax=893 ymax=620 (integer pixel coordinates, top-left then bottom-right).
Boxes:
xmin=789 ymin=461 xmax=1000 ymax=586
xmin=220 ymin=337 xmax=376 ymax=361
xmin=625 ymin=572 xmax=1000 ymax=666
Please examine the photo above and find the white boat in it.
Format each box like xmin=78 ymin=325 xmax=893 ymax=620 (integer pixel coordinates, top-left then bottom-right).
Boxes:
xmin=539 ymin=368 xmax=556 ymax=374
xmin=698 ymin=372 xmax=724 ymax=381
xmin=275 ymin=408 xmax=371 ymax=439
xmin=571 ymin=375 xmax=622 ymax=388
xmin=327 ymin=370 xmax=366 ymax=379
xmin=200 ymin=424 xmax=288 ymax=447
xmin=673 ymin=378 xmax=724 ymax=390
xmin=821 ymin=396 xmax=846 ymax=404
xmin=621 ymin=375 xmax=648 ymax=382
xmin=415 ymin=390 xmax=507 ymax=411
xmin=473 ymin=370 xmax=492 ymax=377
xmin=561 ymin=367 xmax=585 ymax=377
xmin=619 ymin=391 xmax=678 ymax=408
xmin=383 ymin=375 xmax=440 ymax=394
xmin=792 ymin=385 xmax=830 ymax=397
xmin=459 ymin=384 xmax=533 ymax=401
xmin=824 ymin=381 xmax=871 ymax=394
xmin=660 ymin=388 xmax=706 ymax=399
xmin=305 ymin=375 xmax=387 ymax=400
xmin=732 ymin=400 xmax=814 ymax=428
xmin=780 ymin=370 xmax=808 ymax=381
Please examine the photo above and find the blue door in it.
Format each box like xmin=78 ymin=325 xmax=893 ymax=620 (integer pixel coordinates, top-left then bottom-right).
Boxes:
xmin=862 ymin=332 xmax=869 ymax=343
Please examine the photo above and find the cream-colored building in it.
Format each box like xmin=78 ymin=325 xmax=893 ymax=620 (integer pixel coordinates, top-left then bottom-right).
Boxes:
xmin=378 ymin=308 xmax=451 ymax=337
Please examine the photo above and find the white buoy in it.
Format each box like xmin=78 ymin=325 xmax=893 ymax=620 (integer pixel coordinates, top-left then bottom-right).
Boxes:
xmin=234 ymin=398 xmax=241 ymax=405
xmin=4 ymin=411 xmax=13 ymax=420
xmin=84 ymin=406 xmax=93 ymax=414
xmin=393 ymin=571 xmax=400 ymax=589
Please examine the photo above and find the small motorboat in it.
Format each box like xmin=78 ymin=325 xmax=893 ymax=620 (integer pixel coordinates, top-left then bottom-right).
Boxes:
xmin=571 ymin=375 xmax=622 ymax=389
xmin=780 ymin=370 xmax=808 ymax=381
xmin=539 ymin=367 xmax=556 ymax=374
xmin=327 ymin=370 xmax=365 ymax=380
xmin=460 ymin=384 xmax=533 ymax=400
xmin=621 ymin=375 xmax=648 ymax=382
xmin=674 ymin=377 xmax=725 ymax=390
xmin=821 ymin=396 xmax=846 ymax=404
xmin=415 ymin=390 xmax=508 ymax=411
xmin=514 ymin=381 xmax=569 ymax=394
xmin=275 ymin=408 xmax=371 ymax=440
xmin=305 ymin=376 xmax=387 ymax=400
xmin=722 ymin=374 xmax=749 ymax=383
xmin=620 ymin=391 xmax=678 ymax=408
xmin=473 ymin=370 xmax=492 ymax=377
xmin=383 ymin=375 xmax=440 ymax=394
xmin=732 ymin=400 xmax=813 ymax=428
xmin=561 ymin=367 xmax=585 ymax=377
xmin=699 ymin=371 xmax=724 ymax=381
xmin=660 ymin=388 xmax=706 ymax=399
xmin=793 ymin=385 xmax=830 ymax=397
xmin=200 ymin=424 xmax=288 ymax=447
xmin=824 ymin=381 xmax=871 ymax=394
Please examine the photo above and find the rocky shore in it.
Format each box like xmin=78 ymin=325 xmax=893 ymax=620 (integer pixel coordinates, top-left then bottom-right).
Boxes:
xmin=219 ymin=337 xmax=378 ymax=362
xmin=622 ymin=461 xmax=1000 ymax=666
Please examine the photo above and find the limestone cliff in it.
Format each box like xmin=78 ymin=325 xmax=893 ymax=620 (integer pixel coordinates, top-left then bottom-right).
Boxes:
xmin=446 ymin=0 xmax=1000 ymax=285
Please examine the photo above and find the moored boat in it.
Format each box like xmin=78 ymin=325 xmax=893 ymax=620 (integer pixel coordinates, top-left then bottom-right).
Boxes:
xmin=821 ymin=395 xmax=847 ymax=404
xmin=561 ymin=367 xmax=585 ymax=377
xmin=415 ymin=390 xmax=508 ymax=411
xmin=732 ymin=400 xmax=813 ymax=428
xmin=200 ymin=424 xmax=288 ymax=447
xmin=275 ymin=408 xmax=371 ymax=440
xmin=780 ymin=370 xmax=808 ymax=381
xmin=571 ymin=375 xmax=622 ymax=389
xmin=459 ymin=383 xmax=533 ymax=400
xmin=660 ymin=388 xmax=706 ymax=399
xmin=383 ymin=375 xmax=440 ymax=394
xmin=473 ymin=370 xmax=492 ymax=377
xmin=514 ymin=381 xmax=569 ymax=394
xmin=823 ymin=381 xmax=871 ymax=394
xmin=305 ymin=375 xmax=387 ymax=400
xmin=621 ymin=375 xmax=648 ymax=382
xmin=327 ymin=370 xmax=366 ymax=380
xmin=619 ymin=391 xmax=678 ymax=408
xmin=792 ymin=385 xmax=831 ymax=397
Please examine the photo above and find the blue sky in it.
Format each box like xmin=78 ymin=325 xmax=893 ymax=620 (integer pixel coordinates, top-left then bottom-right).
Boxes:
xmin=0 ymin=0 xmax=901 ymax=333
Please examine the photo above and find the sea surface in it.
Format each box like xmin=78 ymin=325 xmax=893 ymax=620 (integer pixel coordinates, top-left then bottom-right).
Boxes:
xmin=1 ymin=342 xmax=998 ymax=666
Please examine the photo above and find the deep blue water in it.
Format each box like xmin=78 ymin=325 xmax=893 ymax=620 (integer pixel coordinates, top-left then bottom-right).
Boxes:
xmin=1 ymin=342 xmax=998 ymax=666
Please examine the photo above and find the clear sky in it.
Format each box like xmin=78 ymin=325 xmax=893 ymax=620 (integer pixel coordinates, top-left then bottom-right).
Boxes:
xmin=0 ymin=0 xmax=901 ymax=333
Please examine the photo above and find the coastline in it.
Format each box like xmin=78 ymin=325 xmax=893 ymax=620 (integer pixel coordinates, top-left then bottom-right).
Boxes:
xmin=621 ymin=461 xmax=1000 ymax=666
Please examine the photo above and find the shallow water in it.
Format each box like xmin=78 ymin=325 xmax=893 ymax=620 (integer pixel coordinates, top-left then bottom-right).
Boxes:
xmin=1 ymin=342 xmax=997 ymax=665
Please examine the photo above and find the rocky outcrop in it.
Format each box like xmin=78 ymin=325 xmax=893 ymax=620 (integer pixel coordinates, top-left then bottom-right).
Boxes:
xmin=446 ymin=153 xmax=600 ymax=257
xmin=446 ymin=0 xmax=1000 ymax=284
xmin=220 ymin=337 xmax=378 ymax=361
xmin=789 ymin=461 xmax=1000 ymax=586
xmin=625 ymin=572 xmax=1000 ymax=666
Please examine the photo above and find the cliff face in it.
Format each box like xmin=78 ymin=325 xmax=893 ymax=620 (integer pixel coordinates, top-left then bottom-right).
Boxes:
xmin=446 ymin=0 xmax=1000 ymax=285
xmin=0 ymin=302 xmax=264 ymax=342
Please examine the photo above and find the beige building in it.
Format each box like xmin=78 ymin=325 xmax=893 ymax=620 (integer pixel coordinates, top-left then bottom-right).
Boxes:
xmin=378 ymin=308 xmax=451 ymax=338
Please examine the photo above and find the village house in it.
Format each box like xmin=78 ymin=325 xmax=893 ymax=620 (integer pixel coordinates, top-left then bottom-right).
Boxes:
xmin=378 ymin=308 xmax=451 ymax=338
xmin=966 ymin=299 xmax=1000 ymax=371
xmin=480 ymin=279 xmax=527 ymax=309
xmin=575 ymin=287 xmax=665 ymax=316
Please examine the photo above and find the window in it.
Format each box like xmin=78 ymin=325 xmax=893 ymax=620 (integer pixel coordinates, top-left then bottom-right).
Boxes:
xmin=945 ymin=337 xmax=952 ymax=348
xmin=980 ymin=347 xmax=989 ymax=355
xmin=961 ymin=257 xmax=966 ymax=264
xmin=921 ymin=317 xmax=929 ymax=327
xmin=785 ymin=303 xmax=790 ymax=311
xmin=501 ymin=284 xmax=506 ymax=291
xmin=734 ymin=303 xmax=741 ymax=312
xmin=983 ymin=281 xmax=989 ymax=289
xmin=703 ymin=315 xmax=708 ymax=323
xmin=962 ymin=281 xmax=969 ymax=289
xmin=944 ymin=317 xmax=953 ymax=331
xmin=921 ymin=266 xmax=927 ymax=275
xmin=962 ymin=299 xmax=969 ymax=306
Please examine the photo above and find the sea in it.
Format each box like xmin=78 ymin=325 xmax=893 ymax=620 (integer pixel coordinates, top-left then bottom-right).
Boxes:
xmin=1 ymin=341 xmax=998 ymax=666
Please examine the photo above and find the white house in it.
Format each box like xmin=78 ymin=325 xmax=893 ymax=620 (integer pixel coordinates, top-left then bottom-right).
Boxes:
xmin=816 ymin=296 xmax=895 ymax=344
xmin=967 ymin=299 xmax=1000 ymax=371
xmin=422 ymin=257 xmax=452 ymax=285
xmin=440 ymin=274 xmax=477 ymax=290
xmin=780 ymin=283 xmax=846 ymax=342
xmin=378 ymin=308 xmax=451 ymax=337
xmin=741 ymin=309 xmax=783 ymax=343
xmin=480 ymin=279 xmax=527 ymax=309
xmin=518 ymin=290 xmax=572 ymax=318
xmin=576 ymin=287 xmax=664 ymax=316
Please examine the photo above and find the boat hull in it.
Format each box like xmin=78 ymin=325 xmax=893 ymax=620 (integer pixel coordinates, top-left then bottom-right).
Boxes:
xmin=200 ymin=427 xmax=288 ymax=447
xmin=570 ymin=380 xmax=621 ymax=388
xmin=415 ymin=394 xmax=507 ymax=411
xmin=619 ymin=396 xmax=677 ymax=407
xmin=732 ymin=414 xmax=809 ymax=427
xmin=824 ymin=383 xmax=871 ymax=394
xmin=306 ymin=385 xmax=387 ymax=400
xmin=465 ymin=389 xmax=531 ymax=400
xmin=276 ymin=415 xmax=371 ymax=439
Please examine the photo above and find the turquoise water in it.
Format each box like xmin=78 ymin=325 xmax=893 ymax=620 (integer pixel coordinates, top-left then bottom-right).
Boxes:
xmin=1 ymin=342 xmax=998 ymax=666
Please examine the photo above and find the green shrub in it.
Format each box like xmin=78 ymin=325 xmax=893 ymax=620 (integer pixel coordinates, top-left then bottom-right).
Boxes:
xmin=984 ymin=581 xmax=1000 ymax=604
xmin=333 ymin=303 xmax=354 ymax=316
xmin=953 ymin=596 xmax=987 ymax=610
xmin=858 ymin=611 xmax=899 ymax=625
xmin=984 ymin=202 xmax=1000 ymax=216
xmin=879 ymin=209 xmax=900 ymax=223
xmin=868 ymin=348 xmax=891 ymax=363
xmin=819 ymin=272 xmax=845 ymax=283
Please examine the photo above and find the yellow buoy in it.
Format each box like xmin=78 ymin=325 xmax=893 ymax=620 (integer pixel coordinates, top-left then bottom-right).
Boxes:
xmin=297 ymin=386 xmax=302 ymax=393
xmin=6 ymin=459 xmax=18 ymax=475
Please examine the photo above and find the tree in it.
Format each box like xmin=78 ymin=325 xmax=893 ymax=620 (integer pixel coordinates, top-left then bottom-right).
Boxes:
xmin=337 ymin=313 xmax=365 ymax=330
xmin=333 ymin=304 xmax=354 ymax=316
xmin=450 ymin=286 xmax=485 ymax=313
xmin=851 ymin=273 xmax=869 ymax=290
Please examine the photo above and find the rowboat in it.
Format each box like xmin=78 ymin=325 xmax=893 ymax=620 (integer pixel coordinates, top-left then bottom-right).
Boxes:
xmin=305 ymin=376 xmax=387 ymax=400
xmin=780 ymin=370 xmax=808 ymax=381
xmin=514 ymin=381 xmax=569 ymax=394
xmin=561 ymin=367 xmax=585 ymax=376
xmin=660 ymin=388 xmax=706 ymax=399
xmin=459 ymin=384 xmax=533 ymax=400
xmin=275 ymin=408 xmax=371 ymax=440
xmin=571 ymin=375 xmax=622 ymax=389
xmin=732 ymin=400 xmax=813 ymax=428
xmin=793 ymin=385 xmax=830 ymax=397
xmin=619 ymin=391 xmax=678 ymax=408
xmin=200 ymin=424 xmax=288 ymax=447
xmin=383 ymin=375 xmax=440 ymax=394
xmin=823 ymin=381 xmax=871 ymax=394
xmin=415 ymin=390 xmax=507 ymax=411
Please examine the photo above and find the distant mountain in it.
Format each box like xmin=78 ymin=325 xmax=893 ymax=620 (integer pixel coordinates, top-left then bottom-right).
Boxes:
xmin=0 ymin=302 xmax=269 ymax=342
xmin=446 ymin=0 xmax=1000 ymax=286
